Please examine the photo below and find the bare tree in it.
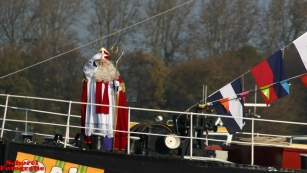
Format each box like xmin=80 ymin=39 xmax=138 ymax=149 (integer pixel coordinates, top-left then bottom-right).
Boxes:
xmin=141 ymin=0 xmax=194 ymax=66
xmin=190 ymin=0 xmax=259 ymax=57
xmin=258 ymin=0 xmax=307 ymax=54
xmin=28 ymin=0 xmax=84 ymax=53
xmin=86 ymin=0 xmax=141 ymax=52
xmin=0 ymin=0 xmax=34 ymax=48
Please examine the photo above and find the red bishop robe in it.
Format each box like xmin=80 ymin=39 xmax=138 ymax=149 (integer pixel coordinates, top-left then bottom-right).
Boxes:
xmin=81 ymin=76 xmax=128 ymax=151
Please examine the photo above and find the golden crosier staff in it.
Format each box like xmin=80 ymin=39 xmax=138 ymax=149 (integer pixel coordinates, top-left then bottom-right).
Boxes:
xmin=110 ymin=44 xmax=124 ymax=149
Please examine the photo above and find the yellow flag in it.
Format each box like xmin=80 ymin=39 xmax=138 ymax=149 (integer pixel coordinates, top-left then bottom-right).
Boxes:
xmin=260 ymin=85 xmax=270 ymax=100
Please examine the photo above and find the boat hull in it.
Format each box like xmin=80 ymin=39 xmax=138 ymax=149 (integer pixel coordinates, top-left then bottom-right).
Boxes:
xmin=1 ymin=142 xmax=305 ymax=173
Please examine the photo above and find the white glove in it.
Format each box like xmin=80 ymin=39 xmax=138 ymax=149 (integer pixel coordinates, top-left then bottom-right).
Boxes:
xmin=114 ymin=81 xmax=120 ymax=87
xmin=90 ymin=53 xmax=103 ymax=61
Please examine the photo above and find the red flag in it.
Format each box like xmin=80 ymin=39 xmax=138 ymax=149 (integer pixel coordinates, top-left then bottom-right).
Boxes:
xmin=251 ymin=50 xmax=289 ymax=105
xmin=301 ymin=74 xmax=307 ymax=87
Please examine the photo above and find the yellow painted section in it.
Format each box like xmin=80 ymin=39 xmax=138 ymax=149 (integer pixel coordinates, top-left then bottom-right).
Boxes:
xmin=217 ymin=127 xmax=228 ymax=132
xmin=208 ymin=126 xmax=228 ymax=133
xmin=13 ymin=152 xmax=104 ymax=173
xmin=290 ymin=143 xmax=307 ymax=149
xmin=130 ymin=122 xmax=139 ymax=128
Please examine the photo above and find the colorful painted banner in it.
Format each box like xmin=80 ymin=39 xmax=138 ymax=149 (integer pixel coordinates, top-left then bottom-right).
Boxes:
xmin=7 ymin=152 xmax=104 ymax=173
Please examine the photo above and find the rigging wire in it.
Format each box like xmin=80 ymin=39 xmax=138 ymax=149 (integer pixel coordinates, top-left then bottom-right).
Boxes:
xmin=0 ymin=0 xmax=194 ymax=80
xmin=174 ymin=71 xmax=307 ymax=134
xmin=182 ymin=72 xmax=306 ymax=113
xmin=182 ymin=36 xmax=302 ymax=113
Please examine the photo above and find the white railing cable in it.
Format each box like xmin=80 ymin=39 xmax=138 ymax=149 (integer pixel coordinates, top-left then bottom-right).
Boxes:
xmin=0 ymin=104 xmax=74 ymax=117
xmin=0 ymin=129 xmax=75 ymax=140
xmin=1 ymin=118 xmax=67 ymax=127
xmin=5 ymin=105 xmax=80 ymax=119
xmin=3 ymin=99 xmax=307 ymax=127
xmin=1 ymin=94 xmax=9 ymax=138
xmin=2 ymin=94 xmax=307 ymax=164
xmin=236 ymin=132 xmax=293 ymax=138
xmin=3 ymin=93 xmax=307 ymax=126
xmin=0 ymin=94 xmax=71 ymax=103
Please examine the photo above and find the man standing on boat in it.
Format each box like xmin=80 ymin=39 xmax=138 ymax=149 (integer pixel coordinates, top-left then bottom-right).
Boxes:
xmin=81 ymin=47 xmax=128 ymax=151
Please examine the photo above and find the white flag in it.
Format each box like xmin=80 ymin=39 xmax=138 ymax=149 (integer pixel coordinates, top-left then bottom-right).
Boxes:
xmin=293 ymin=32 xmax=307 ymax=70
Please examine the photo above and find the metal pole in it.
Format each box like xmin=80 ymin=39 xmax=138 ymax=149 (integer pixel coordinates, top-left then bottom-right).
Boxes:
xmin=202 ymin=85 xmax=208 ymax=104
xmin=190 ymin=112 xmax=193 ymax=159
xmin=64 ymin=101 xmax=72 ymax=148
xmin=1 ymin=94 xmax=9 ymax=138
xmin=25 ymin=108 xmax=28 ymax=133
xmin=251 ymin=118 xmax=254 ymax=166
xmin=127 ymin=108 xmax=131 ymax=154
xmin=254 ymin=85 xmax=257 ymax=115
xmin=205 ymin=85 xmax=207 ymax=104
xmin=202 ymin=85 xmax=204 ymax=104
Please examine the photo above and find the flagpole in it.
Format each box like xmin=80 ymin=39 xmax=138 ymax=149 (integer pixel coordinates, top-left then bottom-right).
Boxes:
xmin=254 ymin=85 xmax=257 ymax=116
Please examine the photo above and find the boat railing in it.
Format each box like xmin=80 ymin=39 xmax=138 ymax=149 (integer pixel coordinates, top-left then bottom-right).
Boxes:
xmin=0 ymin=94 xmax=307 ymax=166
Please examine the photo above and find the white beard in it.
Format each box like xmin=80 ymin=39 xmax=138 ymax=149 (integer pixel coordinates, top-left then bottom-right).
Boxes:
xmin=93 ymin=62 xmax=119 ymax=82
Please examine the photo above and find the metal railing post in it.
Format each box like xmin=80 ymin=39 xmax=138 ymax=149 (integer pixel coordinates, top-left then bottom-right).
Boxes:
xmin=190 ymin=112 xmax=193 ymax=159
xmin=1 ymin=95 xmax=9 ymax=138
xmin=64 ymin=101 xmax=72 ymax=148
xmin=251 ymin=118 xmax=254 ymax=165
xmin=127 ymin=107 xmax=131 ymax=154
xmin=25 ymin=108 xmax=28 ymax=133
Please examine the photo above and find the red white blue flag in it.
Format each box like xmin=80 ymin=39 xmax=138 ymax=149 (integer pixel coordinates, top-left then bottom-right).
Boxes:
xmin=209 ymin=78 xmax=245 ymax=134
